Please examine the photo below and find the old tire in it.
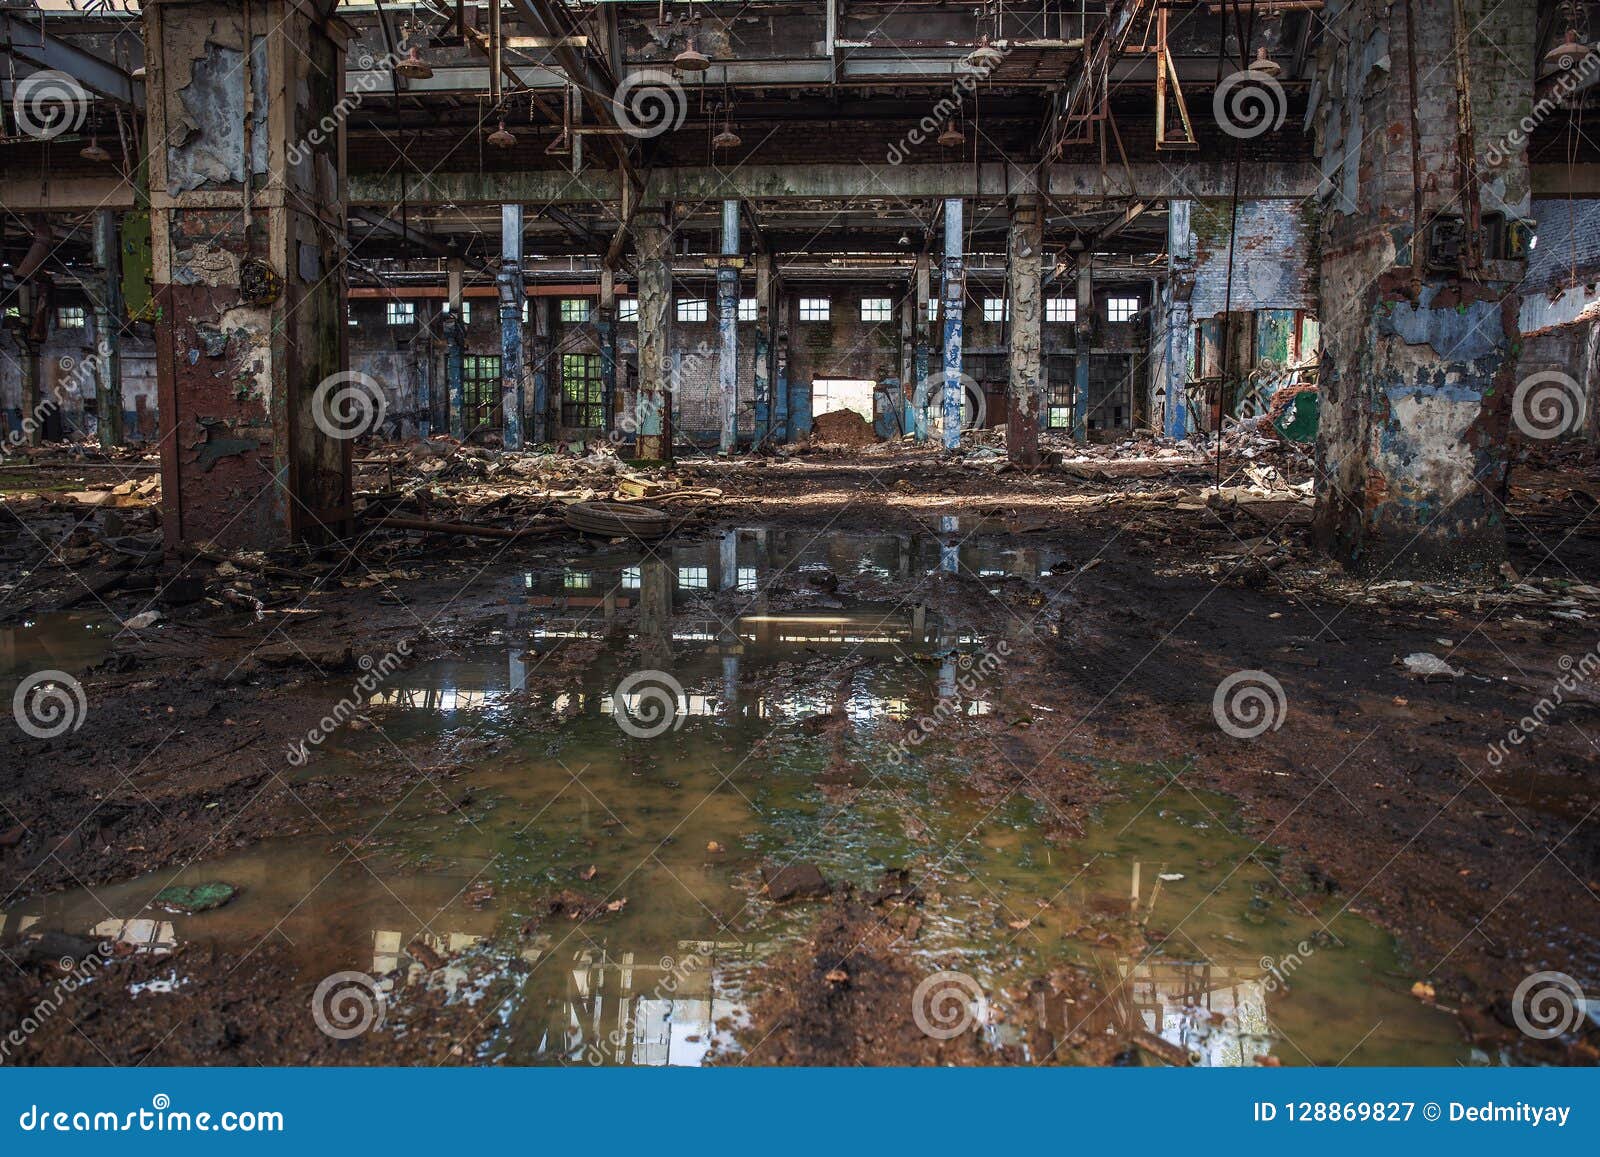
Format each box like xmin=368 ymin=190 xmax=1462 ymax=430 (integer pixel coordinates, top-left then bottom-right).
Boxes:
xmin=563 ymin=501 xmax=673 ymax=539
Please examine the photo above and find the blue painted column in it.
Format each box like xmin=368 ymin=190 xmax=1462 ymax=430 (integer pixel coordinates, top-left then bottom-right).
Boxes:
xmin=940 ymin=198 xmax=965 ymax=451
xmin=913 ymin=253 xmax=931 ymax=441
xmin=753 ymin=255 xmax=771 ymax=442
xmin=1163 ymin=201 xmax=1194 ymax=439
xmin=718 ymin=199 xmax=741 ymax=454
xmin=1073 ymin=256 xmax=1093 ymax=441
xmin=598 ymin=268 xmax=617 ymax=436
xmin=498 ymin=204 xmax=525 ymax=449
xmin=531 ymin=297 xmax=550 ymax=444
xmin=446 ymin=258 xmax=465 ymax=439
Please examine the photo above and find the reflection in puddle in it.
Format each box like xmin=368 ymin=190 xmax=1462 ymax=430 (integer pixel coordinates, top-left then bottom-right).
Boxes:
xmin=1 ymin=530 xmax=1465 ymax=1066
xmin=0 ymin=613 xmax=113 ymax=690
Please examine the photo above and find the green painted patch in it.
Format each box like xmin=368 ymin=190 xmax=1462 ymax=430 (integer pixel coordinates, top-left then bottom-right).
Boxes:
xmin=1273 ymin=390 xmax=1319 ymax=444
xmin=155 ymin=883 xmax=238 ymax=913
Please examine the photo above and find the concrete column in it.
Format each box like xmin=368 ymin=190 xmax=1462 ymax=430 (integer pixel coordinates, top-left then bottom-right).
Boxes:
xmin=1073 ymin=256 xmax=1094 ymax=440
xmin=598 ymin=267 xmax=617 ymax=436
xmin=499 ymin=203 xmax=525 ymax=449
xmin=21 ymin=334 xmax=42 ymax=448
xmin=914 ymin=254 xmax=931 ymax=441
xmin=1006 ymin=195 xmax=1045 ymax=467
xmin=1310 ymin=0 xmax=1534 ymax=576
xmin=753 ymin=254 xmax=772 ymax=442
xmin=718 ymin=199 xmax=740 ymax=454
xmin=531 ymin=296 xmax=550 ymax=443
xmin=773 ymin=294 xmax=791 ymax=442
xmin=446 ymin=257 xmax=465 ymax=438
xmin=91 ymin=210 xmax=124 ymax=447
xmin=939 ymin=198 xmax=965 ymax=451
xmin=1162 ymin=201 xmax=1195 ymax=439
xmin=146 ymin=0 xmax=350 ymax=550
xmin=634 ymin=211 xmax=672 ymax=461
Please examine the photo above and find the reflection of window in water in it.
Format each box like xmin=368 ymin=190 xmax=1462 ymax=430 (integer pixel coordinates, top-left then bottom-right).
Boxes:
xmin=736 ymin=566 xmax=758 ymax=592
xmin=677 ymin=566 xmax=709 ymax=590
xmin=92 ymin=917 xmax=177 ymax=954
xmin=563 ymin=571 xmax=592 ymax=590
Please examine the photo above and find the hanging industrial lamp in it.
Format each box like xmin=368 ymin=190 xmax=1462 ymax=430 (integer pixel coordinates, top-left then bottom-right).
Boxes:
xmin=1546 ymin=28 xmax=1594 ymax=71
xmin=965 ymin=34 xmax=1005 ymax=73
xmin=79 ymin=135 xmax=111 ymax=163
xmin=396 ymin=45 xmax=434 ymax=81
xmin=937 ymin=120 xmax=964 ymax=148
xmin=487 ymin=119 xmax=517 ymax=149
xmin=1247 ymin=47 xmax=1282 ymax=78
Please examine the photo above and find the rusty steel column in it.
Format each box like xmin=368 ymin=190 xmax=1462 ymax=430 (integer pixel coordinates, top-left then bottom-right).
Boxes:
xmin=1006 ymin=195 xmax=1044 ymax=468
xmin=634 ymin=210 xmax=673 ymax=461
xmin=147 ymin=0 xmax=350 ymax=551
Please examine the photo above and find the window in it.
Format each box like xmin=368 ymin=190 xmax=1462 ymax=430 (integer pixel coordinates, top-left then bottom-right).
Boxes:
xmin=1046 ymin=298 xmax=1076 ymax=323
xmin=461 ymin=354 xmax=502 ymax=434
xmin=442 ymin=300 xmax=472 ymax=325
xmin=1107 ymin=296 xmax=1140 ymax=323
xmin=620 ymin=566 xmax=642 ymax=590
xmin=926 ymin=299 xmax=940 ymax=323
xmin=982 ymin=298 xmax=1010 ymax=323
xmin=738 ymin=297 xmax=757 ymax=322
xmin=521 ymin=298 xmax=530 ymax=323
xmin=678 ymin=566 xmax=709 ymax=590
xmin=563 ymin=570 xmax=592 ymax=590
xmin=737 ymin=566 xmax=758 ymax=592
xmin=619 ymin=297 xmax=639 ymax=323
xmin=1047 ymin=406 xmax=1073 ymax=429
xmin=799 ymin=297 xmax=830 ymax=322
xmin=56 ymin=306 xmax=86 ymax=329
xmin=386 ymin=301 xmax=415 ymax=325
xmin=559 ymin=298 xmax=590 ymax=323
xmin=860 ymin=297 xmax=892 ymax=322
xmin=676 ymin=298 xmax=707 ymax=322
xmin=561 ymin=352 xmax=605 ymax=428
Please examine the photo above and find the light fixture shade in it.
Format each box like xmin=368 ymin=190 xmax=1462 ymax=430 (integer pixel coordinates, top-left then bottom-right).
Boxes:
xmin=937 ymin=122 xmax=964 ymax=147
xmin=488 ymin=120 xmax=517 ymax=149
xmin=674 ymin=44 xmax=710 ymax=72
xmin=79 ymin=136 xmax=111 ymax=163
xmin=965 ymin=35 xmax=1005 ymax=73
xmin=1248 ymin=47 xmax=1282 ymax=78
xmin=1546 ymin=28 xmax=1594 ymax=71
xmin=396 ymin=46 xmax=433 ymax=80
xmin=712 ymin=126 xmax=742 ymax=149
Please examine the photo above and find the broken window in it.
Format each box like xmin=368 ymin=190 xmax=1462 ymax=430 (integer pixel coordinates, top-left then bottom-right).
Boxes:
xmin=386 ymin=301 xmax=415 ymax=326
xmin=55 ymin=306 xmax=86 ymax=329
xmin=982 ymin=298 xmax=1010 ymax=323
xmin=1106 ymin=296 xmax=1140 ymax=323
xmin=799 ymin=297 xmax=830 ymax=321
xmin=561 ymin=353 xmax=605 ymax=429
xmin=860 ymin=298 xmax=892 ymax=322
xmin=676 ymin=299 xmax=708 ymax=322
xmin=461 ymin=354 xmax=502 ymax=434
xmin=619 ymin=297 xmax=639 ymax=322
xmin=560 ymin=299 xmax=590 ymax=323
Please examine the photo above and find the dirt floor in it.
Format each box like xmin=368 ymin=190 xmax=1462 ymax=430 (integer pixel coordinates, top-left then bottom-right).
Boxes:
xmin=2 ymin=430 xmax=1598 ymax=1066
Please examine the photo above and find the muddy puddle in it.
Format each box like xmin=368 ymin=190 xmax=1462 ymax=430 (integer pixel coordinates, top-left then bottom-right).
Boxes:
xmin=0 ymin=612 xmax=113 ymax=689
xmin=0 ymin=529 xmax=1468 ymax=1066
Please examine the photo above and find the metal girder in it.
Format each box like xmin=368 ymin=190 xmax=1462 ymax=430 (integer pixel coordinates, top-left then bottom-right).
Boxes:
xmin=0 ymin=12 xmax=145 ymax=111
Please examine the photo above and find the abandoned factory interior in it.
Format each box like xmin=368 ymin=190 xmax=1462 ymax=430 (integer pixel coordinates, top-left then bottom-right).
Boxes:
xmin=1 ymin=0 xmax=1599 ymax=1072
